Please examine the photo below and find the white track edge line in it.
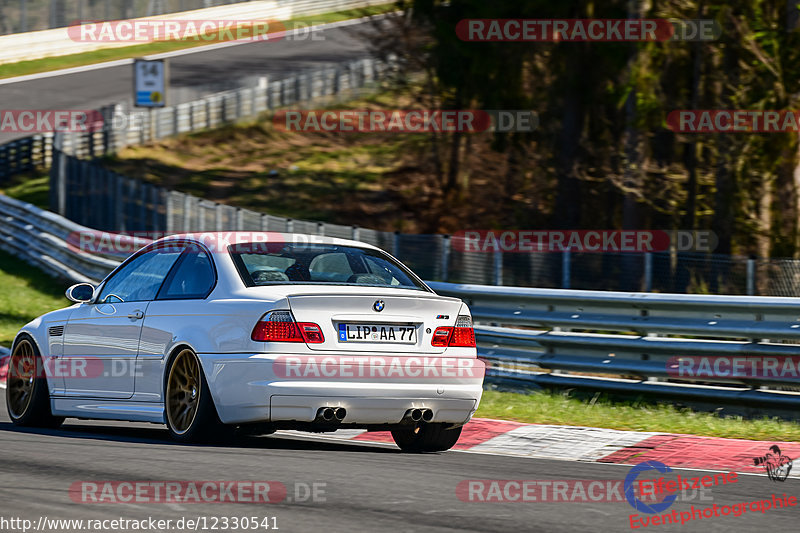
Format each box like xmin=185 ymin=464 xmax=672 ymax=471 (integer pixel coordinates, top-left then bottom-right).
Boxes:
xmin=0 ymin=13 xmax=390 ymax=87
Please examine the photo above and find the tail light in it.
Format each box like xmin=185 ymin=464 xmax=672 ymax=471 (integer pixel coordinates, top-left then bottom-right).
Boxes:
xmin=298 ymin=323 xmax=324 ymax=343
xmin=431 ymin=315 xmax=476 ymax=347
xmin=431 ymin=326 xmax=451 ymax=347
xmin=450 ymin=315 xmax=476 ymax=347
xmin=252 ymin=310 xmax=325 ymax=343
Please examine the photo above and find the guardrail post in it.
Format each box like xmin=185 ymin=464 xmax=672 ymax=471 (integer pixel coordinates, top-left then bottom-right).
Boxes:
xmin=441 ymin=235 xmax=450 ymax=282
xmin=493 ymin=247 xmax=503 ymax=286
xmin=286 ymin=219 xmax=294 ymax=233
xmin=152 ymin=187 xmax=163 ymax=233
xmin=53 ymin=133 xmax=67 ymax=216
xmin=215 ymin=203 xmax=223 ymax=231
xmin=747 ymin=258 xmax=756 ymax=296
xmin=236 ymin=90 xmax=244 ymax=120
xmin=562 ymin=249 xmax=571 ymax=289
xmin=294 ymin=75 xmax=302 ymax=103
xmin=236 ymin=208 xmax=244 ymax=230
xmin=334 ymin=68 xmax=342 ymax=95
xmin=151 ymin=108 xmax=158 ymax=141
xmin=393 ymin=231 xmax=400 ymax=257
xmin=352 ymin=226 xmax=360 ymax=241
xmin=139 ymin=182 xmax=147 ymax=230
xmin=115 ymin=174 xmax=125 ymax=231
xmin=644 ymin=252 xmax=653 ymax=292
xmin=197 ymin=202 xmax=206 ymax=232
xmin=182 ymin=194 xmax=191 ymax=232
xmin=165 ymin=190 xmax=174 ymax=234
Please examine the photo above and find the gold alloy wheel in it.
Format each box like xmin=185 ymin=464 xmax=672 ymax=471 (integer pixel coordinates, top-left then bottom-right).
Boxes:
xmin=166 ymin=349 xmax=202 ymax=435
xmin=7 ymin=339 xmax=37 ymax=419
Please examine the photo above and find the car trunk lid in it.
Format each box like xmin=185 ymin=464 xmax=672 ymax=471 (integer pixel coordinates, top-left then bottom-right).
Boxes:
xmin=287 ymin=293 xmax=463 ymax=353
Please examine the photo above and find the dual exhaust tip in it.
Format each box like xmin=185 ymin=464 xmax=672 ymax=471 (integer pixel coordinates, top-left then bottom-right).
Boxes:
xmin=316 ymin=406 xmax=346 ymax=423
xmin=314 ymin=406 xmax=433 ymax=424
xmin=404 ymin=408 xmax=434 ymax=423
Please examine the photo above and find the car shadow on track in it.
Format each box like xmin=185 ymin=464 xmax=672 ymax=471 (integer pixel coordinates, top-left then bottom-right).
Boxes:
xmin=0 ymin=422 xmax=400 ymax=454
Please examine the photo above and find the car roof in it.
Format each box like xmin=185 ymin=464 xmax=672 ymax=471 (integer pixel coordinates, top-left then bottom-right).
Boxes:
xmin=151 ymin=232 xmax=382 ymax=253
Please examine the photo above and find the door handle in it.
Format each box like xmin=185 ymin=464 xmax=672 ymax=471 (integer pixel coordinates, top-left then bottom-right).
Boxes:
xmin=128 ymin=310 xmax=144 ymax=320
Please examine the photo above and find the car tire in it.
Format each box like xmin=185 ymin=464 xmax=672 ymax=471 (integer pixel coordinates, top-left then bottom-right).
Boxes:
xmin=6 ymin=335 xmax=64 ymax=428
xmin=164 ymin=348 xmax=231 ymax=443
xmin=391 ymin=423 xmax=463 ymax=453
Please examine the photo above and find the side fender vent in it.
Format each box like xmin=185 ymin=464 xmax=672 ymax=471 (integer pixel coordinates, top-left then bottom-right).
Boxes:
xmin=48 ymin=325 xmax=64 ymax=337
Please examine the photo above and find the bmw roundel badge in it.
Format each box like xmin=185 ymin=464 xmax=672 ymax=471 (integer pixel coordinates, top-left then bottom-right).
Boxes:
xmin=373 ymin=300 xmax=385 ymax=312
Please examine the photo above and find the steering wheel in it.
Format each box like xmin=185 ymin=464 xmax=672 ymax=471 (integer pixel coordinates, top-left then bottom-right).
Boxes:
xmin=103 ymin=293 xmax=125 ymax=303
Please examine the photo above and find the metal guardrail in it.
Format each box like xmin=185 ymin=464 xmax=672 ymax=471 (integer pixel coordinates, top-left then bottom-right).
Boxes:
xmin=427 ymin=282 xmax=800 ymax=408
xmin=3 ymin=194 xmax=800 ymax=408
xmin=0 ymin=194 xmax=122 ymax=284
xmin=65 ymin=56 xmax=397 ymax=158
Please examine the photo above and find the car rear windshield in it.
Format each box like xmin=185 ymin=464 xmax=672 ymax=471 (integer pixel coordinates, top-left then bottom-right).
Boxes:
xmin=229 ymin=242 xmax=427 ymax=290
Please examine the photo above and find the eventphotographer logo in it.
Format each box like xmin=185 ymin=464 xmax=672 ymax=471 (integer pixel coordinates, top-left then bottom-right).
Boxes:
xmin=753 ymin=445 xmax=793 ymax=482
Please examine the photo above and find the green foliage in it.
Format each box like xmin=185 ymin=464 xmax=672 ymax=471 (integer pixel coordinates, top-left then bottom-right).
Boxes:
xmin=402 ymin=0 xmax=800 ymax=259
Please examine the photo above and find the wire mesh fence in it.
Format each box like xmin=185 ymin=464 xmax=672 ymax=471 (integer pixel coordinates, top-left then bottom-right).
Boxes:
xmin=0 ymin=133 xmax=53 ymax=180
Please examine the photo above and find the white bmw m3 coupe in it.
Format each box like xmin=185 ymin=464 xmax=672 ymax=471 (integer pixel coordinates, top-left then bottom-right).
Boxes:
xmin=6 ymin=233 xmax=484 ymax=452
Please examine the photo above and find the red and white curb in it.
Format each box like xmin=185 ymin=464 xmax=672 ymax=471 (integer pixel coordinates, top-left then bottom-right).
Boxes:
xmin=0 ymin=349 xmax=9 ymax=388
xmin=280 ymin=417 xmax=800 ymax=477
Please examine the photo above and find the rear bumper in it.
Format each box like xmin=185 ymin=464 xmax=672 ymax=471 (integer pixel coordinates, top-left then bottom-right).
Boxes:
xmin=199 ymin=352 xmax=485 ymax=425
xmin=270 ymin=395 xmax=477 ymax=425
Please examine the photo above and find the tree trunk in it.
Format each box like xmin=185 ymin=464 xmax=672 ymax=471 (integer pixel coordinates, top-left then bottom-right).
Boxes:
xmin=552 ymin=50 xmax=586 ymax=230
xmin=621 ymin=0 xmax=643 ymax=291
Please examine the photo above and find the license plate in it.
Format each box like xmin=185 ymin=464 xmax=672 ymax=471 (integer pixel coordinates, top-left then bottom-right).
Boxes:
xmin=338 ymin=324 xmax=417 ymax=344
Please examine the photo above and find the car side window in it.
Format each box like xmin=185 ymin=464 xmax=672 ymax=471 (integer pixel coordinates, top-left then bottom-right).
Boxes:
xmin=158 ymin=249 xmax=215 ymax=300
xmin=97 ymin=247 xmax=183 ymax=303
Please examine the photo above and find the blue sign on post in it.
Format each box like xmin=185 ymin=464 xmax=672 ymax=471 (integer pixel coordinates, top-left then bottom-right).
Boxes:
xmin=133 ymin=58 xmax=167 ymax=108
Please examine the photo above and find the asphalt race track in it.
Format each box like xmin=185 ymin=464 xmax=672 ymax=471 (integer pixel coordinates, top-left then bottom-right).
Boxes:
xmin=0 ymin=394 xmax=798 ymax=533
xmin=0 ymin=19 xmax=376 ymax=143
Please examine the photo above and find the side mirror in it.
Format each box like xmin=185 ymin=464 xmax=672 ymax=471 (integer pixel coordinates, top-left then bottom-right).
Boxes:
xmin=65 ymin=283 xmax=95 ymax=303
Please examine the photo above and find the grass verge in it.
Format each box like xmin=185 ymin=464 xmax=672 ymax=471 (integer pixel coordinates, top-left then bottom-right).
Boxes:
xmin=0 ymin=172 xmax=50 ymax=209
xmin=0 ymin=3 xmax=397 ymax=80
xmin=0 ymin=249 xmax=66 ymax=347
xmin=475 ymin=389 xmax=800 ymax=441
